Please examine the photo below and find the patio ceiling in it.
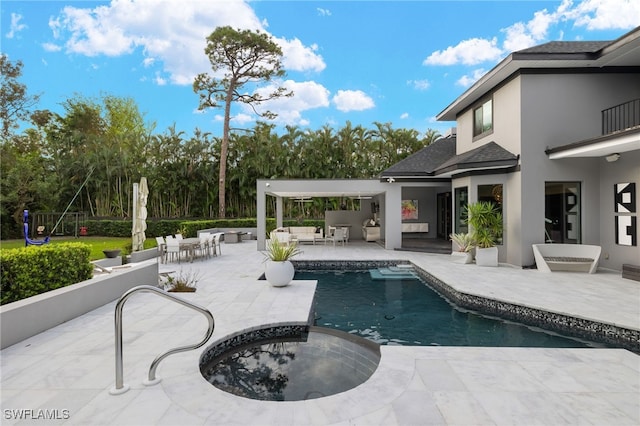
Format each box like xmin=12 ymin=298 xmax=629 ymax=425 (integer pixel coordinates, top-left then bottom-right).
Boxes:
xmin=546 ymin=126 xmax=640 ymax=159
xmin=261 ymin=179 xmax=388 ymax=200
xmin=265 ymin=190 xmax=383 ymax=199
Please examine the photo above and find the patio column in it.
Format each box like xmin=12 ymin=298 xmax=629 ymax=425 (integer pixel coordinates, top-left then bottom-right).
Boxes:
xmin=257 ymin=180 xmax=267 ymax=251
xmin=276 ymin=196 xmax=284 ymax=229
xmin=384 ymin=186 xmax=402 ymax=249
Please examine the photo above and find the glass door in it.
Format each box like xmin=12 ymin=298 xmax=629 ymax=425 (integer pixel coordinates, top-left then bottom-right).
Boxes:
xmin=437 ymin=192 xmax=452 ymax=239
xmin=454 ymin=187 xmax=468 ymax=233
xmin=544 ymin=182 xmax=581 ymax=243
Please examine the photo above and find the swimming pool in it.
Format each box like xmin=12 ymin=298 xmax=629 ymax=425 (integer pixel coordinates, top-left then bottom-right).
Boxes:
xmin=297 ymin=268 xmax=606 ymax=348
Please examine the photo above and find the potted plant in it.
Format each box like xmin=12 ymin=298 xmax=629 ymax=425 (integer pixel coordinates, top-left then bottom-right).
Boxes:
xmin=263 ymin=231 xmax=303 ymax=287
xmin=163 ymin=269 xmax=199 ymax=292
xmin=103 ymin=249 xmax=122 ymax=258
xmin=465 ymin=201 xmax=503 ymax=267
xmin=449 ymin=232 xmax=474 ymax=264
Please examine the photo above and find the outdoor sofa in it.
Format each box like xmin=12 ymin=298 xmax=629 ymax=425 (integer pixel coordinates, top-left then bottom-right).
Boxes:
xmin=276 ymin=226 xmax=323 ymax=244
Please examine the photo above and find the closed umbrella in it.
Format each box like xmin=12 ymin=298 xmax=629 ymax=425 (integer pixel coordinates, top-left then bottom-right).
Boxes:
xmin=132 ymin=177 xmax=149 ymax=252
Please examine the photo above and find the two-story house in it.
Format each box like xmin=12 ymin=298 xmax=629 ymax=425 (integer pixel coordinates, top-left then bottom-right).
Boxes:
xmin=430 ymin=27 xmax=640 ymax=270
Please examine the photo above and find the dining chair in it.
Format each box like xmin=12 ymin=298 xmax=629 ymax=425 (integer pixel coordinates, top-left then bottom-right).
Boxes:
xmin=208 ymin=233 xmax=216 ymax=256
xmin=213 ymin=233 xmax=222 ymax=255
xmin=326 ymin=227 xmax=346 ymax=246
xmin=198 ymin=233 xmax=212 ymax=259
xmin=165 ymin=237 xmax=181 ymax=263
xmin=155 ymin=236 xmax=166 ymax=263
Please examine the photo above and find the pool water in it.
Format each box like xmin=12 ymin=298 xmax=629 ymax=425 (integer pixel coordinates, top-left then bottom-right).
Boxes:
xmin=297 ymin=269 xmax=603 ymax=348
xmin=200 ymin=327 xmax=380 ymax=401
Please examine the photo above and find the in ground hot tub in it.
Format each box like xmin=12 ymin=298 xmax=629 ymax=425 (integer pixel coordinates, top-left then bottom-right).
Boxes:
xmin=200 ymin=325 xmax=380 ymax=401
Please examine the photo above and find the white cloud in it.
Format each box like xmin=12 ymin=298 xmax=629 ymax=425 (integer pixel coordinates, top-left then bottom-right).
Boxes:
xmin=49 ymin=6 xmax=134 ymax=57
xmin=565 ymin=0 xmax=640 ymax=30
xmin=46 ymin=0 xmax=323 ymax=86
xmin=407 ymin=79 xmax=430 ymax=91
xmin=247 ymin=80 xmax=331 ymax=126
xmin=400 ymin=112 xmax=409 ymax=119
xmin=424 ymin=0 xmax=640 ymax=70
xmin=277 ymin=38 xmax=326 ymax=72
xmin=154 ymin=72 xmax=167 ymax=86
xmin=42 ymin=42 xmax=62 ymax=52
xmin=6 ymin=13 xmax=27 ymax=39
xmin=456 ymin=69 xmax=487 ymax=88
xmin=317 ymin=8 xmax=331 ymax=17
xmin=424 ymin=37 xmax=502 ymax=66
xmin=231 ymin=113 xmax=254 ymax=125
xmin=502 ymin=7 xmax=556 ymax=52
xmin=332 ymin=90 xmax=375 ymax=112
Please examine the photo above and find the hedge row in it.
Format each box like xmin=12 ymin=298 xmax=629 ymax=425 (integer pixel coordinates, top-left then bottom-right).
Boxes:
xmin=0 ymin=243 xmax=93 ymax=305
xmin=85 ymin=219 xmax=189 ymax=238
xmin=84 ymin=218 xmax=326 ymax=238
xmin=7 ymin=217 xmax=329 ymax=240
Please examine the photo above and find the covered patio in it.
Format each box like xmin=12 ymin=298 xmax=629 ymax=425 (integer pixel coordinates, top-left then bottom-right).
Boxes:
xmin=256 ymin=178 xmax=452 ymax=252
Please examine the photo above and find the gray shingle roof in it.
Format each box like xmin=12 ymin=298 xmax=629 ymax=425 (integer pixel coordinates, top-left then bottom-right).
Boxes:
xmin=434 ymin=141 xmax=518 ymax=175
xmin=380 ymin=137 xmax=456 ymax=177
xmin=515 ymin=41 xmax=611 ymax=55
xmin=381 ymin=138 xmax=518 ymax=178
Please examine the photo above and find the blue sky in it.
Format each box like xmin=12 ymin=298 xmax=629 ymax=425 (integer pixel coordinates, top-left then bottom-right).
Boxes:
xmin=2 ymin=0 xmax=639 ymax=138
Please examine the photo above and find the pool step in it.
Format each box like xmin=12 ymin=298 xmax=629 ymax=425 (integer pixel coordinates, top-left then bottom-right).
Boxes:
xmin=369 ymin=267 xmax=416 ymax=280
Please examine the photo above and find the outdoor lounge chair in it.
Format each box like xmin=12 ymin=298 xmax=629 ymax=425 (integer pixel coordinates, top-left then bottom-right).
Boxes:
xmin=532 ymin=244 xmax=601 ymax=273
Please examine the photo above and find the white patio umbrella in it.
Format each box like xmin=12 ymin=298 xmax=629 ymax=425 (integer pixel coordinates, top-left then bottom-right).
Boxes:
xmin=132 ymin=177 xmax=149 ymax=252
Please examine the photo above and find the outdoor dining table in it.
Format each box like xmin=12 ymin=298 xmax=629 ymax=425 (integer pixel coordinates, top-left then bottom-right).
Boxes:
xmin=178 ymin=237 xmax=202 ymax=262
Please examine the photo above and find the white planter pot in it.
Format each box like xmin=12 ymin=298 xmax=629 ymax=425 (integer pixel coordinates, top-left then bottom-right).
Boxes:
xmin=264 ymin=260 xmax=295 ymax=287
xmin=451 ymin=251 xmax=473 ymax=264
xmin=475 ymin=247 xmax=498 ymax=267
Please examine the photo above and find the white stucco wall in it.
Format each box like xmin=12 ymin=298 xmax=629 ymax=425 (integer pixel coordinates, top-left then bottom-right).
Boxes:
xmin=599 ymin=150 xmax=640 ymax=270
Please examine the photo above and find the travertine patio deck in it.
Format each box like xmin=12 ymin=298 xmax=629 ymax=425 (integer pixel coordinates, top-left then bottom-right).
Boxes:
xmin=1 ymin=240 xmax=638 ymax=425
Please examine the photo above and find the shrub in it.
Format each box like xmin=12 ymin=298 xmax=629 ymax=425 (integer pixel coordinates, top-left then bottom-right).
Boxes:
xmin=0 ymin=243 xmax=93 ymax=305
xmin=85 ymin=219 xmax=132 ymax=237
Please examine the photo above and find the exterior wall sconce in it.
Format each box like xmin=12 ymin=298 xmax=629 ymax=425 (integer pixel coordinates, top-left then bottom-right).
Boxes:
xmin=606 ymin=153 xmax=620 ymax=162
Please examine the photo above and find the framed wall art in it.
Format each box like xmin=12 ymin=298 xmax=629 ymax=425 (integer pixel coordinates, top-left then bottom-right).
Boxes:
xmin=401 ymin=200 xmax=418 ymax=220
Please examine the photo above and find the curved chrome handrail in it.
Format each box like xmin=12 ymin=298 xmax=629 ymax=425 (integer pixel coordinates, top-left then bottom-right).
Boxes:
xmin=109 ymin=285 xmax=215 ymax=395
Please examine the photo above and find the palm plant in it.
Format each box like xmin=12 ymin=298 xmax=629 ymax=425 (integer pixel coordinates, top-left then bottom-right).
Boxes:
xmin=464 ymin=201 xmax=503 ymax=248
xmin=264 ymin=232 xmax=303 ymax=261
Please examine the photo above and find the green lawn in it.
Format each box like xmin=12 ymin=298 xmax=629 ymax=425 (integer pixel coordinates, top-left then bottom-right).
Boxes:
xmin=0 ymin=236 xmax=157 ymax=261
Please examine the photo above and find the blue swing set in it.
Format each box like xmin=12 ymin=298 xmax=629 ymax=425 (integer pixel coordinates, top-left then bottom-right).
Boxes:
xmin=23 ymin=210 xmax=50 ymax=246
xmin=23 ymin=168 xmax=94 ymax=247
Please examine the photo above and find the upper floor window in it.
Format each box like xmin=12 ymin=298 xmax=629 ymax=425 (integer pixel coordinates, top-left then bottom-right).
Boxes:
xmin=473 ymin=99 xmax=492 ymax=137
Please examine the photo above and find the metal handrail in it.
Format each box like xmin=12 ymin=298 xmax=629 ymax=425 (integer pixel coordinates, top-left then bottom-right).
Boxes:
xmin=109 ymin=285 xmax=215 ymax=395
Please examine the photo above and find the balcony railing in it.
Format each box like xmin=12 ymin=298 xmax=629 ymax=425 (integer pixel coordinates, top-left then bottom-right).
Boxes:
xmin=602 ymin=98 xmax=640 ymax=135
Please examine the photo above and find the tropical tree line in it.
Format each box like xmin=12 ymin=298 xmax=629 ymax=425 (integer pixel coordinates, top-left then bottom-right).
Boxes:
xmin=1 ymin=54 xmax=441 ymax=238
